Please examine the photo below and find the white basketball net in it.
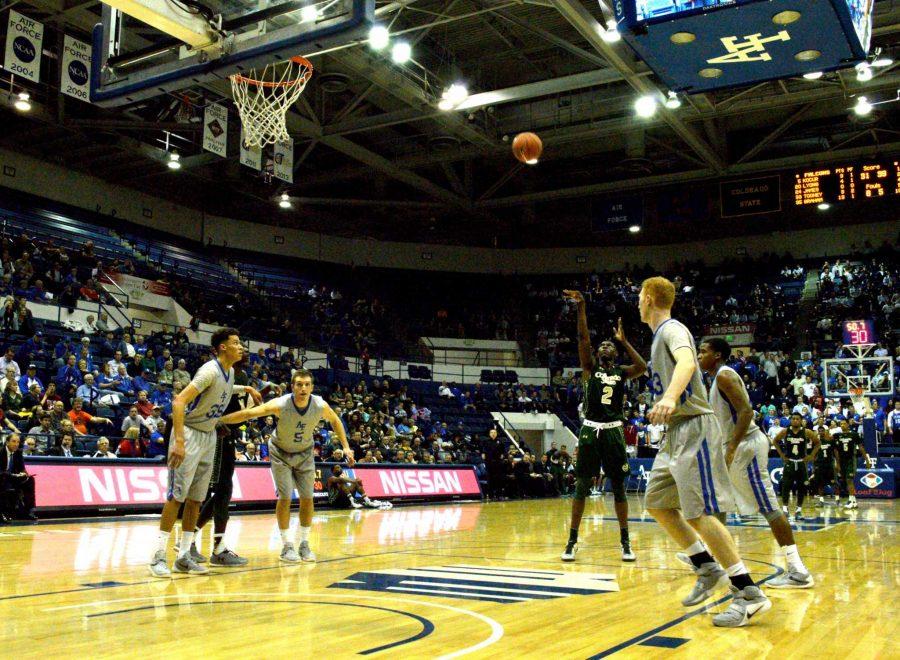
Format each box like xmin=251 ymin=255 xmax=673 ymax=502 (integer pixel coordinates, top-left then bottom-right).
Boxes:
xmin=230 ymin=56 xmax=313 ymax=148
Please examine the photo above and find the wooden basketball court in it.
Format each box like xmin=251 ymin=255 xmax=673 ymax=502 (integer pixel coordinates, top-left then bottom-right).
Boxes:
xmin=1 ymin=496 xmax=896 ymax=658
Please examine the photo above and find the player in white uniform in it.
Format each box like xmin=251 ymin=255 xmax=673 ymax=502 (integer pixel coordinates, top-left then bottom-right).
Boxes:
xmin=149 ymin=328 xmax=252 ymax=577
xmin=221 ymin=369 xmax=354 ymax=562
xmin=640 ymin=276 xmax=770 ymax=627
xmin=698 ymin=338 xmax=814 ymax=588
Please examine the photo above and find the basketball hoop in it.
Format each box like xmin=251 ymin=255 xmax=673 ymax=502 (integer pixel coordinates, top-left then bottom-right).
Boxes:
xmin=230 ymin=56 xmax=314 ymax=148
xmin=849 ymin=386 xmax=870 ymax=417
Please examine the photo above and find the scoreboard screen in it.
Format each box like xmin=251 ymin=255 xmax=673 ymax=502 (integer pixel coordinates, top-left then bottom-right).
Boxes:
xmin=793 ymin=161 xmax=900 ymax=206
xmin=842 ymin=320 xmax=876 ymax=346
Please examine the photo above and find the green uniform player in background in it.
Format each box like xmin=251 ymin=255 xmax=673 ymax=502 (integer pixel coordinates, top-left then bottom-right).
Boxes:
xmin=772 ymin=413 xmax=819 ymax=521
xmin=834 ymin=420 xmax=871 ymax=510
xmin=813 ymin=425 xmax=839 ymax=506
xmin=561 ymin=290 xmax=646 ymax=563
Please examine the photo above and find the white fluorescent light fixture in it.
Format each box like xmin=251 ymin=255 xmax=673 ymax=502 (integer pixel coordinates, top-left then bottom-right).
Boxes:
xmin=525 ymin=158 xmax=538 ymax=165
xmin=817 ymin=203 xmax=830 ymax=210
xmin=300 ymin=4 xmax=319 ymax=22
xmin=167 ymin=152 xmax=181 ymax=169
xmin=13 ymin=91 xmax=31 ymax=112
xmin=600 ymin=19 xmax=621 ymax=43
xmin=634 ymin=94 xmax=657 ymax=118
xmin=854 ymin=96 xmax=873 ymax=116
xmin=391 ymin=41 xmax=411 ymax=64
xmin=802 ymin=71 xmax=823 ymax=80
xmin=664 ymin=91 xmax=681 ymax=109
xmin=368 ymin=25 xmax=389 ymax=50
xmin=279 ymin=193 xmax=291 ymax=208
xmin=856 ymin=62 xmax=873 ymax=82
xmin=629 ymin=225 xmax=641 ymax=233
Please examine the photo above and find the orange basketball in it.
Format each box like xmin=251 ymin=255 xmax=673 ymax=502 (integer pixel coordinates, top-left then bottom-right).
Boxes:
xmin=512 ymin=132 xmax=542 ymax=164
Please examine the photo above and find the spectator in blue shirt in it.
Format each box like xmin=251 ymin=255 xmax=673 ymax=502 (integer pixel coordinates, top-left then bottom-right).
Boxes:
xmin=146 ymin=420 xmax=167 ymax=459
xmin=264 ymin=342 xmax=279 ymax=363
xmin=18 ymin=332 xmax=46 ymax=365
xmin=76 ymin=373 xmax=102 ymax=409
xmin=54 ymin=338 xmax=74 ymax=362
xmin=133 ymin=334 xmax=148 ymax=355
xmin=55 ymin=355 xmax=82 ymax=389
xmin=114 ymin=365 xmax=135 ymax=397
xmin=250 ymin=349 xmax=266 ymax=367
xmin=151 ymin=381 xmax=177 ymax=416
xmin=133 ymin=370 xmax=153 ymax=396
xmin=872 ymin=401 xmax=885 ymax=433
xmin=18 ymin=363 xmax=43 ymax=396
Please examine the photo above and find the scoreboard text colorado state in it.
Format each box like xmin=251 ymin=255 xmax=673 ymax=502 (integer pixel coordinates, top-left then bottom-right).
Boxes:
xmin=793 ymin=161 xmax=900 ymax=206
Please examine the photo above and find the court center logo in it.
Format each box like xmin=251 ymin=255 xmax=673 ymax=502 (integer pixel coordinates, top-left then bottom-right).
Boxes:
xmin=330 ymin=564 xmax=619 ymax=604
xmin=860 ymin=472 xmax=883 ymax=489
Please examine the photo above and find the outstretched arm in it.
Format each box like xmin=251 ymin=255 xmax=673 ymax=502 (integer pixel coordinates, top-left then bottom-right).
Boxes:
xmin=614 ymin=318 xmax=647 ymax=380
xmin=563 ymin=290 xmax=594 ymax=379
xmin=219 ymin=399 xmax=281 ymax=425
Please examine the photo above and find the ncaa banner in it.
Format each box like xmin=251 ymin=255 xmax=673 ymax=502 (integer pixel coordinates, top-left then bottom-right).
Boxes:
xmin=61 ymin=35 xmax=91 ymax=101
xmin=4 ymin=10 xmax=43 ymax=82
xmin=274 ymin=139 xmax=293 ymax=183
xmin=203 ymin=103 xmax=228 ymax=157
xmin=239 ymin=128 xmax=262 ymax=170
xmin=99 ymin=272 xmax=173 ymax=310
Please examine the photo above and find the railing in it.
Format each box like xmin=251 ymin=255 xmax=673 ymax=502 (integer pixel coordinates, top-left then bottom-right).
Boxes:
xmin=97 ymin=271 xmax=132 ymax=331
xmin=493 ymin=410 xmax=528 ymax=455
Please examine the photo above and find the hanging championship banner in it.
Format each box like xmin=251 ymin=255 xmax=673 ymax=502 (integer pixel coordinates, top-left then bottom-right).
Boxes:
xmin=60 ymin=35 xmax=91 ymax=101
xmin=239 ymin=129 xmax=262 ymax=170
xmin=274 ymin=140 xmax=293 ymax=183
xmin=203 ymin=103 xmax=228 ymax=157
xmin=4 ymin=10 xmax=44 ymax=82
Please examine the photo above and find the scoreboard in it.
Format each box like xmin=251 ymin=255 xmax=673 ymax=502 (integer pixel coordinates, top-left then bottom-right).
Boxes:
xmin=794 ymin=161 xmax=900 ymax=206
xmin=842 ymin=320 xmax=876 ymax=346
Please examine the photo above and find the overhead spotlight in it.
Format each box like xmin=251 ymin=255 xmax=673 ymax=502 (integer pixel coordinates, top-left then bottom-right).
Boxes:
xmin=802 ymin=70 xmax=823 ymax=80
xmin=438 ymin=83 xmax=468 ymax=110
xmin=817 ymin=203 xmax=830 ymax=211
xmin=853 ymin=96 xmax=873 ymax=116
xmin=664 ymin=91 xmax=681 ymax=109
xmin=437 ymin=98 xmax=455 ymax=111
xmin=856 ymin=62 xmax=873 ymax=82
xmin=300 ymin=4 xmax=318 ymax=22
xmin=167 ymin=152 xmax=181 ymax=170
xmin=368 ymin=25 xmax=389 ymax=50
xmin=278 ymin=192 xmax=291 ymax=209
xmin=634 ymin=94 xmax=657 ymax=118
xmin=391 ymin=41 xmax=411 ymax=64
xmin=872 ymin=56 xmax=893 ymax=68
xmin=13 ymin=91 xmax=31 ymax=112
xmin=628 ymin=225 xmax=641 ymax=233
xmin=600 ymin=19 xmax=620 ymax=43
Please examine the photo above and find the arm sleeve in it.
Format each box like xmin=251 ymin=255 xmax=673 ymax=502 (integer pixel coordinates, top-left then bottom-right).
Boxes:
xmin=189 ymin=363 xmax=216 ymax=395
xmin=662 ymin=322 xmax=695 ymax=355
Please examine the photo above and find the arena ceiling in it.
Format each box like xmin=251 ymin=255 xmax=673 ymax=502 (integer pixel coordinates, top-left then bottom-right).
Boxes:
xmin=1 ymin=0 xmax=899 ymax=248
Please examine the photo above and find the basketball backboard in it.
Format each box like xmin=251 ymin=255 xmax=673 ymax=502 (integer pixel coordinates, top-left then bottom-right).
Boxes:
xmin=822 ymin=354 xmax=894 ymax=399
xmin=91 ymin=0 xmax=374 ymax=106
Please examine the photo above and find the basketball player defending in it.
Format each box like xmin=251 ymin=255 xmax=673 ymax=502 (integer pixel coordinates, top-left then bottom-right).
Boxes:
xmin=220 ymin=369 xmax=355 ymax=562
xmin=640 ymin=277 xmax=770 ymax=627
xmin=561 ymin=291 xmax=645 ymax=563
xmin=698 ymin=338 xmax=814 ymax=588
xmin=149 ymin=328 xmax=248 ymax=577
xmin=771 ymin=414 xmax=820 ymax=520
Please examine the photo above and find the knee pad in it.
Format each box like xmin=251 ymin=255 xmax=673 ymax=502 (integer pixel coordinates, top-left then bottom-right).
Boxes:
xmin=574 ymin=477 xmax=592 ymax=501
xmin=763 ymin=509 xmax=783 ymax=522
xmin=611 ymin=479 xmax=626 ymax=503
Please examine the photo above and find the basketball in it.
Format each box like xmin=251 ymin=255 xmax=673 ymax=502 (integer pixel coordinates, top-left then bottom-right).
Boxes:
xmin=512 ymin=132 xmax=542 ymax=164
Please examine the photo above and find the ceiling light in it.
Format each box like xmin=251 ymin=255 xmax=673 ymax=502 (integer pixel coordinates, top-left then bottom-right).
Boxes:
xmin=300 ymin=4 xmax=318 ymax=22
xmin=167 ymin=152 xmax=181 ymax=170
xmin=629 ymin=225 xmax=641 ymax=233
xmin=600 ymin=19 xmax=620 ymax=43
xmin=525 ymin=158 xmax=538 ymax=165
xmin=664 ymin=91 xmax=681 ymax=109
xmin=872 ymin=56 xmax=893 ymax=68
xmin=817 ymin=203 xmax=830 ymax=210
xmin=13 ymin=91 xmax=31 ymax=112
xmin=279 ymin=193 xmax=291 ymax=209
xmin=856 ymin=62 xmax=873 ymax=82
xmin=391 ymin=41 xmax=411 ymax=64
xmin=443 ymin=83 xmax=469 ymax=104
xmin=634 ymin=94 xmax=657 ymax=118
xmin=368 ymin=25 xmax=389 ymax=50
xmin=853 ymin=96 xmax=873 ymax=116
xmin=437 ymin=98 xmax=455 ymax=111
xmin=802 ymin=71 xmax=823 ymax=80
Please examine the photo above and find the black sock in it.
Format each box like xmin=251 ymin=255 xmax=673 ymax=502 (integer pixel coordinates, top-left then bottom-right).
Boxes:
xmin=689 ymin=550 xmax=715 ymax=568
xmin=568 ymin=528 xmax=578 ymax=545
xmin=620 ymin=527 xmax=629 ymax=545
xmin=729 ymin=573 xmax=754 ymax=590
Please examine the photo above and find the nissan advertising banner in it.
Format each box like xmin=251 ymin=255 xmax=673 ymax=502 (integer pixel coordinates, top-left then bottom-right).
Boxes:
xmin=25 ymin=460 xmax=482 ymax=511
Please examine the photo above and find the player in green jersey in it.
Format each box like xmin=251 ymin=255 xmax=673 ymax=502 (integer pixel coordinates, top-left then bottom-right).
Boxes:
xmin=812 ymin=424 xmax=839 ymax=506
xmin=771 ymin=413 xmax=819 ymax=520
xmin=834 ymin=420 xmax=871 ymax=510
xmin=561 ymin=290 xmax=646 ymax=563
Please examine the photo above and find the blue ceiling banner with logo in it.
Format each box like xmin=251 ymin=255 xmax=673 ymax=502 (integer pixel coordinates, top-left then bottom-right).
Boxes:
xmin=591 ymin=196 xmax=644 ymax=232
xmin=614 ymin=0 xmax=871 ymax=93
xmin=657 ymin=187 xmax=709 ymax=223
xmin=4 ymin=10 xmax=44 ymax=82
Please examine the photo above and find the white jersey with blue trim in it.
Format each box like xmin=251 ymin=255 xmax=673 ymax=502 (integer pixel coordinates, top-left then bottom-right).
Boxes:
xmin=709 ymin=365 xmax=760 ymax=443
xmin=647 ymin=318 xmax=712 ymax=425
xmin=183 ymin=359 xmax=235 ymax=433
xmin=271 ymin=393 xmax=328 ymax=453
